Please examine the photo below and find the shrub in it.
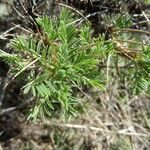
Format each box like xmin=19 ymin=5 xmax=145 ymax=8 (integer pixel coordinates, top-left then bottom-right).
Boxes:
xmin=0 ymin=8 xmax=150 ymax=120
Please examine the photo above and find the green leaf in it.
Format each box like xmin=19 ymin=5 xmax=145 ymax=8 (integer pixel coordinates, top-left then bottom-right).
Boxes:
xmin=23 ymin=84 xmax=31 ymax=94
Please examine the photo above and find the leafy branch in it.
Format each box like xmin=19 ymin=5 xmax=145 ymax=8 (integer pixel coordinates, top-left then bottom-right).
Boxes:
xmin=1 ymin=9 xmax=107 ymax=120
xmin=0 ymin=8 xmax=150 ymax=120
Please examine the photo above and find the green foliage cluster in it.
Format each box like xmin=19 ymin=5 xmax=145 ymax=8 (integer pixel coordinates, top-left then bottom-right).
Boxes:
xmin=0 ymin=8 xmax=150 ymax=120
xmin=0 ymin=9 xmax=109 ymax=120
xmin=144 ymin=0 xmax=150 ymax=4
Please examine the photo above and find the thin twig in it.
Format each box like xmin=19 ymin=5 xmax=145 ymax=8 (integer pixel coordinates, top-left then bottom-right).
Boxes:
xmin=117 ymin=28 xmax=150 ymax=36
xmin=0 ymin=25 xmax=20 ymax=40
xmin=106 ymin=53 xmax=111 ymax=88
xmin=11 ymin=23 xmax=33 ymax=34
xmin=0 ymin=97 xmax=33 ymax=116
xmin=12 ymin=5 xmax=26 ymax=19
xmin=58 ymin=3 xmax=87 ymax=21
xmin=4 ymin=59 xmax=38 ymax=89
xmin=49 ymin=122 xmax=149 ymax=137
xmin=142 ymin=11 xmax=150 ymax=24
xmin=134 ymin=20 xmax=150 ymax=26
xmin=0 ymin=76 xmax=9 ymax=106
xmin=113 ymin=39 xmax=149 ymax=46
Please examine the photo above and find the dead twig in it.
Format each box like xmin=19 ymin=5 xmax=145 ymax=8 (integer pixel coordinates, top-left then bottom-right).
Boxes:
xmin=0 ymin=25 xmax=20 ymax=40
xmin=45 ymin=122 xmax=149 ymax=138
xmin=0 ymin=97 xmax=33 ymax=116
xmin=117 ymin=28 xmax=150 ymax=36
xmin=58 ymin=3 xmax=87 ymax=21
